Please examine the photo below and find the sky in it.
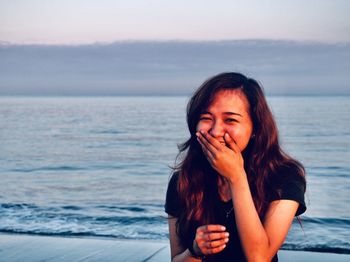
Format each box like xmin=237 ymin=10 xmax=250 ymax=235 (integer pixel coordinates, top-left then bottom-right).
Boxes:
xmin=1 ymin=41 xmax=349 ymax=95
xmin=0 ymin=1 xmax=349 ymax=95
xmin=1 ymin=0 xmax=350 ymax=44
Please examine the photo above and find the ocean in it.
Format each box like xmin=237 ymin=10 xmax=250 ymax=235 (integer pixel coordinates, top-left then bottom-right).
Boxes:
xmin=0 ymin=96 xmax=349 ymax=254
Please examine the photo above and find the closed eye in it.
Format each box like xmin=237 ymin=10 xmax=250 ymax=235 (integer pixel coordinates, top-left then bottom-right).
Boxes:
xmin=199 ymin=117 xmax=212 ymax=121
xmin=225 ymin=118 xmax=238 ymax=123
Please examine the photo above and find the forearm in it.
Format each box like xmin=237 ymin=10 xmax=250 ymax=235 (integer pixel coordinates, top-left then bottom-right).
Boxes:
xmin=229 ymin=175 xmax=270 ymax=261
xmin=172 ymin=249 xmax=202 ymax=262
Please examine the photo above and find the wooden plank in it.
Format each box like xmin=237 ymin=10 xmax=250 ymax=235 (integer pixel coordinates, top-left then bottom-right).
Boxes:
xmin=144 ymin=244 xmax=350 ymax=262
xmin=0 ymin=234 xmax=166 ymax=262
xmin=1 ymin=234 xmax=349 ymax=262
xmin=278 ymin=250 xmax=350 ymax=262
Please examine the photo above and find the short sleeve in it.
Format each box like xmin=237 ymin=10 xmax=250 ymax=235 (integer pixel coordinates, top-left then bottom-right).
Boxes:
xmin=270 ymin=174 xmax=307 ymax=216
xmin=164 ymin=172 xmax=181 ymax=217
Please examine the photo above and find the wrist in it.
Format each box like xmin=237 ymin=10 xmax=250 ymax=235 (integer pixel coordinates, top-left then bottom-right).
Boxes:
xmin=188 ymin=240 xmax=205 ymax=260
xmin=228 ymin=170 xmax=247 ymax=187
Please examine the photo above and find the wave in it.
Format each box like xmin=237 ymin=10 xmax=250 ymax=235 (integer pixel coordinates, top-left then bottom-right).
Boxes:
xmin=1 ymin=203 xmax=349 ymax=254
xmin=282 ymin=244 xmax=350 ymax=254
xmin=0 ymin=202 xmax=167 ymax=225
xmin=1 ymin=230 xmax=349 ymax=254
xmin=2 ymin=163 xmax=149 ymax=173
xmin=300 ymin=216 xmax=350 ymax=226
xmin=89 ymin=129 xmax=125 ymax=135
xmin=307 ymin=166 xmax=350 ymax=178
xmin=5 ymin=165 xmax=89 ymax=172
xmin=0 ymin=229 xmax=157 ymax=240
xmin=0 ymin=202 xmax=164 ymax=211
xmin=1 ymin=203 xmax=38 ymax=209
xmin=2 ymin=203 xmax=349 ymax=225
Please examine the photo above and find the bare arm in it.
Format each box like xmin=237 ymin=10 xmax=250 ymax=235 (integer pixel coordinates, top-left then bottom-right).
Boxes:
xmin=197 ymin=130 xmax=300 ymax=261
xmin=168 ymin=216 xmax=229 ymax=261
xmin=230 ymin=175 xmax=298 ymax=261
xmin=168 ymin=216 xmax=201 ymax=262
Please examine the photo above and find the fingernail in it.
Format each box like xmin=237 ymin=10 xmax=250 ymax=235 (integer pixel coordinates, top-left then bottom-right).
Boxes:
xmin=200 ymin=130 xmax=204 ymax=134
xmin=224 ymin=232 xmax=229 ymax=237
xmin=195 ymin=132 xmax=199 ymax=137
xmin=221 ymin=226 xmax=226 ymax=230
xmin=223 ymin=244 xmax=226 ymax=249
xmin=225 ymin=238 xmax=229 ymax=243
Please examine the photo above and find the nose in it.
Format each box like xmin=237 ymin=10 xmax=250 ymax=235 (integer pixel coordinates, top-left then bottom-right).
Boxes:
xmin=209 ymin=120 xmax=225 ymax=138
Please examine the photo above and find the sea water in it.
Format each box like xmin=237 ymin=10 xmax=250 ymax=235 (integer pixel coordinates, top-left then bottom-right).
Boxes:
xmin=0 ymin=96 xmax=349 ymax=254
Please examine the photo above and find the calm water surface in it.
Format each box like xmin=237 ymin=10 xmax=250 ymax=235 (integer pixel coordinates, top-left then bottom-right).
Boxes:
xmin=0 ymin=96 xmax=349 ymax=253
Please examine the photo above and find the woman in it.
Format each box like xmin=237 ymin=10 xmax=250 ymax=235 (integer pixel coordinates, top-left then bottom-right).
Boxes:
xmin=165 ymin=72 xmax=306 ymax=261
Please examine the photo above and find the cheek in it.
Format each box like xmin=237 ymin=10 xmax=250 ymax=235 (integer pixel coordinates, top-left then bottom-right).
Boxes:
xmin=225 ymin=126 xmax=252 ymax=151
xmin=226 ymin=124 xmax=252 ymax=138
xmin=225 ymin=126 xmax=238 ymax=138
xmin=196 ymin=121 xmax=211 ymax=132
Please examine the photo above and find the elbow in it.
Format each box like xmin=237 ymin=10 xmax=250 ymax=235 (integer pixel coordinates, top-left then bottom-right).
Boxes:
xmin=246 ymin=254 xmax=269 ymax=262
xmin=245 ymin=241 xmax=271 ymax=262
xmin=246 ymin=247 xmax=276 ymax=262
xmin=246 ymin=247 xmax=275 ymax=262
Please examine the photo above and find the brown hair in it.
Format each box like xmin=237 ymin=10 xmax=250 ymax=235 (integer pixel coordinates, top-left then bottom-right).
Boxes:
xmin=174 ymin=72 xmax=306 ymax=244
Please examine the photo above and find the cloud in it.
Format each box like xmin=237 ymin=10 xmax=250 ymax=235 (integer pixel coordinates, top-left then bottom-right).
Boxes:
xmin=0 ymin=40 xmax=349 ymax=95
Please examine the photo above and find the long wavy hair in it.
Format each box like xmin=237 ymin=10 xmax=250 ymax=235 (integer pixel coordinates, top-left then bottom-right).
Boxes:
xmin=174 ymin=72 xmax=306 ymax=244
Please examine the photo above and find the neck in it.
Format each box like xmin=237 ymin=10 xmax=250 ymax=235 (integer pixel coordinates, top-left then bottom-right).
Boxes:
xmin=217 ymin=176 xmax=232 ymax=201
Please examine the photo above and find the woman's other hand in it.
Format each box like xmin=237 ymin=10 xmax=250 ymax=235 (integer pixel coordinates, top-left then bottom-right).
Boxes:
xmin=193 ymin=224 xmax=229 ymax=256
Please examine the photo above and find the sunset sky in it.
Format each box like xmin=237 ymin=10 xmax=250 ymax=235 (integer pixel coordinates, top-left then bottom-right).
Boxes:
xmin=1 ymin=0 xmax=349 ymax=44
xmin=1 ymin=1 xmax=349 ymax=95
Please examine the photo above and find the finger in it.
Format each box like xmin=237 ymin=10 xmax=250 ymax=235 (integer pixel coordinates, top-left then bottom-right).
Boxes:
xmin=196 ymin=131 xmax=218 ymax=155
xmin=203 ymin=232 xmax=230 ymax=241
xmin=200 ymin=130 xmax=222 ymax=150
xmin=224 ymin=132 xmax=240 ymax=152
xmin=204 ymin=237 xmax=229 ymax=249
xmin=197 ymin=224 xmax=226 ymax=234
xmin=197 ymin=135 xmax=215 ymax=161
xmin=206 ymin=244 xmax=227 ymax=254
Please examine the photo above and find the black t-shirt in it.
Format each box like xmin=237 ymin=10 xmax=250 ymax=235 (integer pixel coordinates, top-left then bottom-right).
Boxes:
xmin=164 ymin=172 xmax=306 ymax=262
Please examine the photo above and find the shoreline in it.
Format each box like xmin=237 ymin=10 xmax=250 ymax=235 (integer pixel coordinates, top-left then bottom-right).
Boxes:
xmin=1 ymin=233 xmax=349 ymax=261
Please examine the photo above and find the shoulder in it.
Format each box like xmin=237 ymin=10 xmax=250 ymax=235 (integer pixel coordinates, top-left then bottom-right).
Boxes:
xmin=166 ymin=172 xmax=180 ymax=197
xmin=270 ymin=166 xmax=307 ymax=216
xmin=273 ymin=161 xmax=306 ymax=190
xmin=164 ymin=172 xmax=181 ymax=217
xmin=169 ymin=171 xmax=180 ymax=186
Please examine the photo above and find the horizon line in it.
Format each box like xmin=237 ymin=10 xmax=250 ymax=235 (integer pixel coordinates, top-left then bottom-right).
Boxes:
xmin=1 ymin=38 xmax=350 ymax=47
xmin=1 ymin=93 xmax=349 ymax=98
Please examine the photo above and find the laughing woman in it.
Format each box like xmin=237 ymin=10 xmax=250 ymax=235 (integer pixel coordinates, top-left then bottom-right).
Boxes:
xmin=165 ymin=72 xmax=306 ymax=261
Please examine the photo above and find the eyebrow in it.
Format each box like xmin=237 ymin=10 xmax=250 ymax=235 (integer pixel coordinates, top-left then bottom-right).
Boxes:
xmin=201 ymin=111 xmax=243 ymax=117
xmin=223 ymin=112 xmax=243 ymax=117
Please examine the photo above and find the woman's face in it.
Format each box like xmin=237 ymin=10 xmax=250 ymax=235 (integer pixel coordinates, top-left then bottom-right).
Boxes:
xmin=196 ymin=89 xmax=253 ymax=152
